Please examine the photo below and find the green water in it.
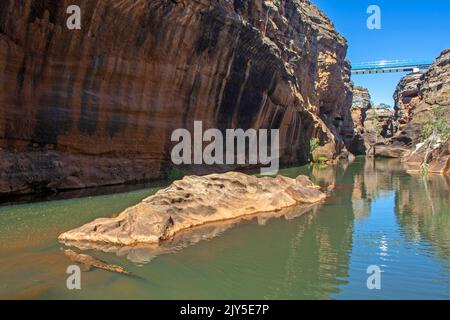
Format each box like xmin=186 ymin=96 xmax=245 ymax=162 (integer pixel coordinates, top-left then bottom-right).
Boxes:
xmin=0 ymin=158 xmax=449 ymax=299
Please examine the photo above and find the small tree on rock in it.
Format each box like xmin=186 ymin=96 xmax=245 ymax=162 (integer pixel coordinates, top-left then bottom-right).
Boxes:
xmin=419 ymin=105 xmax=450 ymax=171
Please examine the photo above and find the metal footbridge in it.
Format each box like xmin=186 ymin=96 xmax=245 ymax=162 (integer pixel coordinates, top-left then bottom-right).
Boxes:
xmin=351 ymin=59 xmax=433 ymax=75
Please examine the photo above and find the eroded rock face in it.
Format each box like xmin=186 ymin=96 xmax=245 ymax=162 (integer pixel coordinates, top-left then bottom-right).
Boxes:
xmin=352 ymin=86 xmax=372 ymax=112
xmin=393 ymin=71 xmax=425 ymax=127
xmin=394 ymin=49 xmax=450 ymax=145
xmin=348 ymin=86 xmax=397 ymax=156
xmin=0 ymin=0 xmax=352 ymax=196
xmin=404 ymin=140 xmax=450 ymax=174
xmin=58 ymin=171 xmax=326 ymax=246
xmin=365 ymin=106 xmax=395 ymax=142
xmin=392 ymin=48 xmax=450 ymax=172
xmin=348 ymin=86 xmax=371 ymax=154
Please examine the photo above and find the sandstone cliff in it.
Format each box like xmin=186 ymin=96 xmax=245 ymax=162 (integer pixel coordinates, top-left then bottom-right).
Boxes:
xmin=348 ymin=86 xmax=371 ymax=154
xmin=349 ymin=86 xmax=397 ymax=156
xmin=393 ymin=49 xmax=450 ymax=146
xmin=392 ymin=48 xmax=450 ymax=173
xmin=0 ymin=0 xmax=352 ymax=196
xmin=393 ymin=71 xmax=425 ymax=130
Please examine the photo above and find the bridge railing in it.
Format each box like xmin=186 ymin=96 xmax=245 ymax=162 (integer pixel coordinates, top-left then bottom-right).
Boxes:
xmin=352 ymin=59 xmax=433 ymax=71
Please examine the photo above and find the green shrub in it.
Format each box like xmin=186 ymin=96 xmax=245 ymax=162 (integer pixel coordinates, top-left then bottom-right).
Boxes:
xmin=310 ymin=138 xmax=320 ymax=152
xmin=420 ymin=105 xmax=450 ymax=143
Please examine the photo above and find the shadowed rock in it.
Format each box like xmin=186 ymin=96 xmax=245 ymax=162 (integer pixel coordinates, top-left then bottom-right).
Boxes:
xmin=63 ymin=249 xmax=133 ymax=276
xmin=59 ymin=172 xmax=326 ymax=247
xmin=0 ymin=0 xmax=352 ymax=197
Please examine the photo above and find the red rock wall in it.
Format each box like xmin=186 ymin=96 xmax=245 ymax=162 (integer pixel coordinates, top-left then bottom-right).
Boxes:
xmin=0 ymin=0 xmax=352 ymax=195
xmin=393 ymin=48 xmax=450 ymax=146
xmin=392 ymin=48 xmax=450 ymax=172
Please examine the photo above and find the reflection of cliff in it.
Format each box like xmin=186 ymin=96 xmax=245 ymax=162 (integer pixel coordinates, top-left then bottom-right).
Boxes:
xmin=311 ymin=164 xmax=337 ymax=187
xmin=265 ymin=160 xmax=356 ymax=299
xmin=351 ymin=172 xmax=370 ymax=220
xmin=347 ymin=158 xmax=403 ymax=221
xmin=272 ymin=198 xmax=353 ymax=299
xmin=395 ymin=174 xmax=450 ymax=260
xmin=277 ymin=157 xmax=450 ymax=298
xmin=342 ymin=157 xmax=450 ymax=264
xmin=361 ymin=159 xmax=403 ymax=199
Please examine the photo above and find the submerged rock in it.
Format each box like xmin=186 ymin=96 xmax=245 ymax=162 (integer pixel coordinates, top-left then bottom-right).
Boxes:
xmin=63 ymin=249 xmax=133 ymax=276
xmin=62 ymin=204 xmax=322 ymax=264
xmin=59 ymin=172 xmax=326 ymax=247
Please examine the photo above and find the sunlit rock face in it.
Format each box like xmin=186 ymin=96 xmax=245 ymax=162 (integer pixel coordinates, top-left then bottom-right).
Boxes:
xmin=0 ymin=0 xmax=352 ymax=196
xmin=348 ymin=86 xmax=397 ymax=156
xmin=392 ymin=48 xmax=450 ymax=173
xmin=364 ymin=106 xmax=396 ymax=144
xmin=59 ymin=171 xmax=326 ymax=247
xmin=393 ymin=71 xmax=425 ymax=128
xmin=348 ymin=86 xmax=371 ymax=155
xmin=393 ymin=49 xmax=450 ymax=145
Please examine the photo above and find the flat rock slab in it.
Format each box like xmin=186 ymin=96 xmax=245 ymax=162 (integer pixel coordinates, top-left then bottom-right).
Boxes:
xmin=59 ymin=172 xmax=326 ymax=247
xmin=62 ymin=204 xmax=322 ymax=264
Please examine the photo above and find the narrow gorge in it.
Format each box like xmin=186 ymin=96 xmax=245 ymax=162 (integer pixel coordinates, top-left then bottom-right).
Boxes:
xmin=350 ymin=48 xmax=450 ymax=174
xmin=1 ymin=0 xmax=449 ymax=301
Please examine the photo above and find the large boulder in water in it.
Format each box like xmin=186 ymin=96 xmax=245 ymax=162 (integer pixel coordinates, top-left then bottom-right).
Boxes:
xmin=59 ymin=172 xmax=326 ymax=246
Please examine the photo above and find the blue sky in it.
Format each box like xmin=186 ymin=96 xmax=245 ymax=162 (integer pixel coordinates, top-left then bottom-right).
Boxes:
xmin=311 ymin=0 xmax=450 ymax=106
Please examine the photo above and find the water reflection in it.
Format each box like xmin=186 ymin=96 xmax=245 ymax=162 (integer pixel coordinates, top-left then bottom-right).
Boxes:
xmin=60 ymin=204 xmax=322 ymax=265
xmin=339 ymin=158 xmax=449 ymax=298
xmin=395 ymin=173 xmax=450 ymax=260
xmin=0 ymin=157 xmax=449 ymax=299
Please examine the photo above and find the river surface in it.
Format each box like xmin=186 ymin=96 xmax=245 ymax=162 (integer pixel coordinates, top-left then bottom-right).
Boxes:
xmin=0 ymin=158 xmax=449 ymax=299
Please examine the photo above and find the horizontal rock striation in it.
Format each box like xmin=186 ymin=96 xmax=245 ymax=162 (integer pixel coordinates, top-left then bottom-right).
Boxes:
xmin=393 ymin=71 xmax=425 ymax=128
xmin=0 ymin=0 xmax=352 ymax=196
xmin=58 ymin=171 xmax=326 ymax=246
xmin=394 ymin=49 xmax=450 ymax=146
xmin=392 ymin=48 xmax=450 ymax=173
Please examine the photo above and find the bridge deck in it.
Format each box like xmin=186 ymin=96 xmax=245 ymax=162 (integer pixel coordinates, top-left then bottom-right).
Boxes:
xmin=351 ymin=59 xmax=433 ymax=75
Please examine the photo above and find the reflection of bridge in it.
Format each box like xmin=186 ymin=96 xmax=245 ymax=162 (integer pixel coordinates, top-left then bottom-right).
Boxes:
xmin=351 ymin=59 xmax=433 ymax=75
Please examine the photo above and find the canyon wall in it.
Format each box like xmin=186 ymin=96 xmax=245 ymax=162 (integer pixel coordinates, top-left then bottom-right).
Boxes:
xmin=0 ymin=0 xmax=352 ymax=196
xmin=393 ymin=49 xmax=450 ymax=146
xmin=348 ymin=86 xmax=371 ymax=155
xmin=392 ymin=48 xmax=450 ymax=173
xmin=349 ymin=87 xmax=396 ymax=156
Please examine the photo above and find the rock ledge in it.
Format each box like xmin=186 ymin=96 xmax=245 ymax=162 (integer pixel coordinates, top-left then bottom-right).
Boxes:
xmin=59 ymin=172 xmax=326 ymax=246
